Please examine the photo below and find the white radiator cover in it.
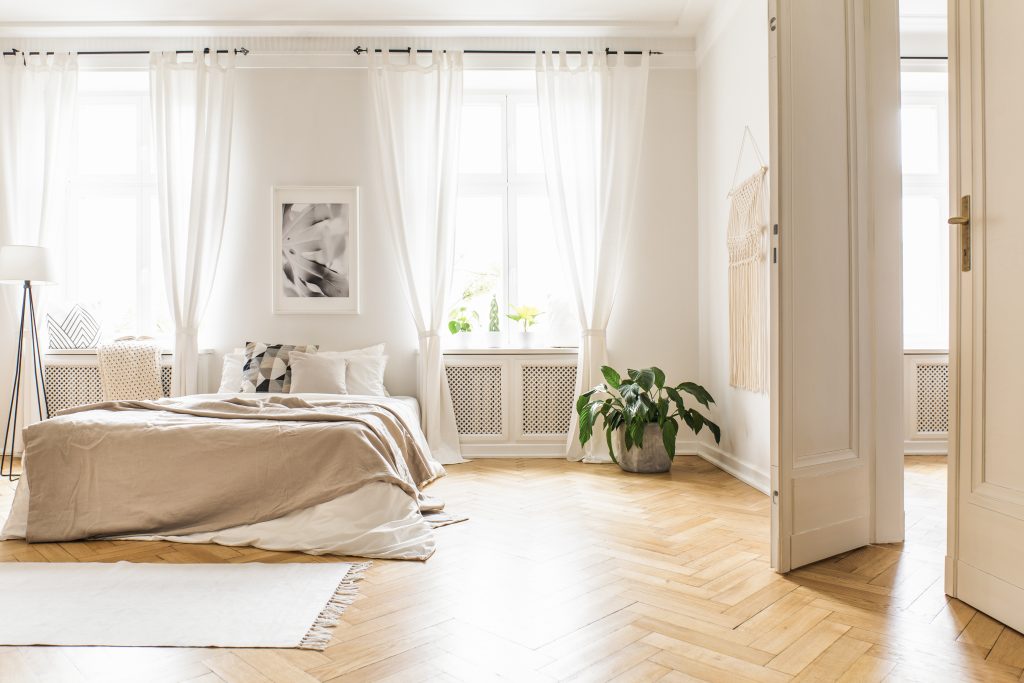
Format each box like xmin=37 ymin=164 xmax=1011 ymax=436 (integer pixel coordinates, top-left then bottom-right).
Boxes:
xmin=44 ymin=352 xmax=212 ymax=414
xmin=445 ymin=350 xmax=578 ymax=457
xmin=903 ymin=352 xmax=949 ymax=455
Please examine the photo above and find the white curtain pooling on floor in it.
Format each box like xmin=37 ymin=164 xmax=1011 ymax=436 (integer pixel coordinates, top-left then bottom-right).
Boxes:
xmin=367 ymin=49 xmax=465 ymax=465
xmin=535 ymin=51 xmax=650 ymax=462
xmin=0 ymin=53 xmax=78 ymax=450
xmin=150 ymin=50 xmax=235 ymax=396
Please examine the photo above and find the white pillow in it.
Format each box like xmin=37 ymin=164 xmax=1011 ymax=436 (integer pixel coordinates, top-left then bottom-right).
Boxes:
xmin=317 ymin=343 xmax=385 ymax=359
xmin=217 ymin=349 xmax=246 ymax=393
xmin=346 ymin=355 xmax=388 ymax=396
xmin=289 ymin=351 xmax=348 ymax=394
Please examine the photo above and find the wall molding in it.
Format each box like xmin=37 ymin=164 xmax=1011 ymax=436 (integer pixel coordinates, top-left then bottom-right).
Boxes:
xmin=461 ymin=437 xmax=771 ymax=497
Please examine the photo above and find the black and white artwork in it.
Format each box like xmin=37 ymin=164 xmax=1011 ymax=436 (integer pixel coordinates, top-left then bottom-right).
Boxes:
xmin=273 ymin=187 xmax=359 ymax=314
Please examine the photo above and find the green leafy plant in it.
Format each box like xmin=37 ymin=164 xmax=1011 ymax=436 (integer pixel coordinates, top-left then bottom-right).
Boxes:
xmin=576 ymin=366 xmax=721 ymax=464
xmin=488 ymin=295 xmax=500 ymax=333
xmin=507 ymin=305 xmax=542 ymax=332
xmin=447 ymin=306 xmax=479 ymax=335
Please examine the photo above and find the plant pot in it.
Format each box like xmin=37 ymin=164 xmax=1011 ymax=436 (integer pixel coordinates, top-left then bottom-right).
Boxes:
xmin=483 ymin=331 xmax=502 ymax=348
xmin=447 ymin=332 xmax=472 ymax=350
xmin=612 ymin=423 xmax=672 ymax=473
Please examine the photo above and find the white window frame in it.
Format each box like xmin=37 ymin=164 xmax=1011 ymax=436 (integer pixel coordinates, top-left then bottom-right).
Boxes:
xmin=457 ymin=88 xmax=552 ymax=348
xmin=65 ymin=76 xmax=163 ymax=339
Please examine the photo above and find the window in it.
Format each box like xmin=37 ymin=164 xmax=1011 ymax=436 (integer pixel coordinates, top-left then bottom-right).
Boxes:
xmin=448 ymin=71 xmax=577 ymax=348
xmin=901 ymin=65 xmax=949 ymax=351
xmin=60 ymin=70 xmax=169 ymax=343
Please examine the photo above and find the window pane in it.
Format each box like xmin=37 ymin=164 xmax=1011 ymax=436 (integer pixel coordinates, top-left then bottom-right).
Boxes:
xmin=902 ymin=195 xmax=949 ymax=350
xmin=74 ymin=195 xmax=138 ymax=337
xmin=459 ymin=103 xmax=503 ymax=175
xmin=514 ymin=193 xmax=577 ymax=346
xmin=515 ymin=102 xmax=544 ymax=175
xmin=449 ymin=195 xmax=504 ymax=340
xmin=901 ymin=105 xmax=939 ymax=175
xmin=77 ymin=102 xmax=138 ymax=175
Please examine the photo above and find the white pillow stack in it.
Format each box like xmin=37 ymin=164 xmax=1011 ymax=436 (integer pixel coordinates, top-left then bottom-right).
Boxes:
xmin=217 ymin=343 xmax=389 ymax=396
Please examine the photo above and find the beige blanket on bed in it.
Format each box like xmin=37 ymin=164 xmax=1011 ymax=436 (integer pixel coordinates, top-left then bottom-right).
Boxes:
xmin=22 ymin=395 xmax=445 ymax=543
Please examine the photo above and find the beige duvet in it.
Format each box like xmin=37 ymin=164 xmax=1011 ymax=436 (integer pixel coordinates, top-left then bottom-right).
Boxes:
xmin=22 ymin=395 xmax=445 ymax=543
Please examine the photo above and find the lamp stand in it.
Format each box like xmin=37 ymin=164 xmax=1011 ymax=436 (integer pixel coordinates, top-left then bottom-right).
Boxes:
xmin=1 ymin=280 xmax=49 ymax=481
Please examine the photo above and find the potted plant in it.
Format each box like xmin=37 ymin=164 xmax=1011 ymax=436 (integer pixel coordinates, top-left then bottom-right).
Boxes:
xmin=507 ymin=305 xmax=542 ymax=348
xmin=486 ymin=295 xmax=501 ymax=348
xmin=447 ymin=306 xmax=479 ymax=349
xmin=576 ymin=366 xmax=722 ymax=473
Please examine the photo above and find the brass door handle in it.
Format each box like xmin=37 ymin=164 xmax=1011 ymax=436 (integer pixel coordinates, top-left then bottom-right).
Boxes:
xmin=949 ymin=195 xmax=971 ymax=271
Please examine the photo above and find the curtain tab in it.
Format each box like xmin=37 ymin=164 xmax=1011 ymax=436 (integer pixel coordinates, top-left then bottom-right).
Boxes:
xmin=581 ymin=329 xmax=605 ymax=338
xmin=419 ymin=331 xmax=440 ymax=340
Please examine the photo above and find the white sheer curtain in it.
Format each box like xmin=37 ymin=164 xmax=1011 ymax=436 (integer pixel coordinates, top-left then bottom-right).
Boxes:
xmin=367 ymin=50 xmax=465 ymax=465
xmin=150 ymin=51 xmax=235 ymax=396
xmin=0 ymin=53 xmax=77 ymax=449
xmin=536 ymin=51 xmax=650 ymax=462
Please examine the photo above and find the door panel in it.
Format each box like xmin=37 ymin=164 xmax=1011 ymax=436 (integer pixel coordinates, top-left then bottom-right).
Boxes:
xmin=770 ymin=0 xmax=898 ymax=572
xmin=952 ymin=0 xmax=1024 ymax=632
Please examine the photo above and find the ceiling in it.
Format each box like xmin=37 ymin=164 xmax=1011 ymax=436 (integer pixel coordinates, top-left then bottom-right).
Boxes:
xmin=0 ymin=0 xmax=719 ymax=38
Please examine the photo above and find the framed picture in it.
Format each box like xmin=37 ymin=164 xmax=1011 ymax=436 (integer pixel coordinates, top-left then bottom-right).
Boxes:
xmin=272 ymin=186 xmax=360 ymax=315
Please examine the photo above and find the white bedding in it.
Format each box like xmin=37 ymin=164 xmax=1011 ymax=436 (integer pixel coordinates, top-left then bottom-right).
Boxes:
xmin=1 ymin=393 xmax=442 ymax=560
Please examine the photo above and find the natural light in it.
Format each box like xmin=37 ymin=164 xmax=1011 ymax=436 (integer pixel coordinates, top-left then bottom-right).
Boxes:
xmin=901 ymin=67 xmax=949 ymax=352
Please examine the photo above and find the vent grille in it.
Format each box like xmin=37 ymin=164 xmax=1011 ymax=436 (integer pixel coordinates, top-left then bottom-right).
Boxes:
xmin=44 ymin=363 xmax=172 ymax=415
xmin=445 ymin=364 xmax=503 ymax=435
xmin=521 ymin=364 xmax=577 ymax=435
xmin=915 ymin=361 xmax=949 ymax=434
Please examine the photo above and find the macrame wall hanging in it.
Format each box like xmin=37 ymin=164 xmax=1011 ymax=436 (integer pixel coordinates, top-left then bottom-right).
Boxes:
xmin=727 ymin=127 xmax=769 ymax=393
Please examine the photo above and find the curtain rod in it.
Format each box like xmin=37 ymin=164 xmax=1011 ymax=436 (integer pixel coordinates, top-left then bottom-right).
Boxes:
xmin=353 ymin=45 xmax=662 ymax=56
xmin=900 ymin=56 xmax=947 ymax=60
xmin=2 ymin=47 xmax=250 ymax=57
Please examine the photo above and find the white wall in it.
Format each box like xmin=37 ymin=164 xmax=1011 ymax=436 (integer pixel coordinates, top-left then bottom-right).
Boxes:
xmin=202 ymin=65 xmax=700 ymax=396
xmin=695 ymin=0 xmax=771 ymax=492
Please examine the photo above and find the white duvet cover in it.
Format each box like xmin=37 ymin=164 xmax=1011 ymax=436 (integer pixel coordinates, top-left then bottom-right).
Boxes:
xmin=1 ymin=393 xmax=443 ymax=561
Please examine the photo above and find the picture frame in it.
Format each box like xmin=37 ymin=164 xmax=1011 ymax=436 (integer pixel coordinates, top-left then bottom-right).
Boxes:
xmin=272 ymin=186 xmax=360 ymax=315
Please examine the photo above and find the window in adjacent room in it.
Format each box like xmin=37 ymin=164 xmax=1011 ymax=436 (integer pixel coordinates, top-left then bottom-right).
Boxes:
xmin=900 ymin=64 xmax=949 ymax=352
xmin=59 ymin=70 xmax=170 ymax=343
xmin=448 ymin=70 xmax=577 ymax=349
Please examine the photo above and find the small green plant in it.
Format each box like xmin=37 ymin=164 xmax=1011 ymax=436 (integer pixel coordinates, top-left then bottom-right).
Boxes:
xmin=507 ymin=305 xmax=542 ymax=332
xmin=576 ymin=366 xmax=721 ymax=464
xmin=488 ymin=295 xmax=500 ymax=333
xmin=447 ymin=306 xmax=479 ymax=335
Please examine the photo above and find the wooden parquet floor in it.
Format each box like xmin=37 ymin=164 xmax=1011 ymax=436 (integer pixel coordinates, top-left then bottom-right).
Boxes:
xmin=1 ymin=455 xmax=1022 ymax=682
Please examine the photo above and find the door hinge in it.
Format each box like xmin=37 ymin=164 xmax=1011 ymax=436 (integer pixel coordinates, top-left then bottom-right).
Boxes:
xmin=948 ymin=195 xmax=971 ymax=272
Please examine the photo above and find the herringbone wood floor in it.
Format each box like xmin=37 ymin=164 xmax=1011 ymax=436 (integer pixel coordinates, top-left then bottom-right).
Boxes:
xmin=1 ymin=455 xmax=1022 ymax=682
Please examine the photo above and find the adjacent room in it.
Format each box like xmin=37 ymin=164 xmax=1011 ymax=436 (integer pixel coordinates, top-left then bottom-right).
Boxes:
xmin=1 ymin=0 xmax=1022 ymax=681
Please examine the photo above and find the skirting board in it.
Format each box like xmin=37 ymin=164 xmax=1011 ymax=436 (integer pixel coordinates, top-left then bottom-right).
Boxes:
xmin=679 ymin=440 xmax=771 ymax=495
xmin=904 ymin=439 xmax=948 ymax=455
xmin=459 ymin=438 xmax=771 ymax=497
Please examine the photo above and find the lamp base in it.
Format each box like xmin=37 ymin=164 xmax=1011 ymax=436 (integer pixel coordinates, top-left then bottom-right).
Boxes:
xmin=1 ymin=280 xmax=49 ymax=481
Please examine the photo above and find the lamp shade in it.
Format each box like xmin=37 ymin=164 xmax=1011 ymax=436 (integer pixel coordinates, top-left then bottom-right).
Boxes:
xmin=0 ymin=245 xmax=57 ymax=285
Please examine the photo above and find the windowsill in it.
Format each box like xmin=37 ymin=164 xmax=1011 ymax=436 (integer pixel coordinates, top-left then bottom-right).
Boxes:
xmin=46 ymin=348 xmax=215 ymax=356
xmin=904 ymin=349 xmax=949 ymax=356
xmin=443 ymin=347 xmax=578 ymax=356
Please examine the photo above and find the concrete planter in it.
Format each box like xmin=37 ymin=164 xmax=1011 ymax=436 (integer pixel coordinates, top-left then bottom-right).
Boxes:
xmin=612 ymin=423 xmax=672 ymax=473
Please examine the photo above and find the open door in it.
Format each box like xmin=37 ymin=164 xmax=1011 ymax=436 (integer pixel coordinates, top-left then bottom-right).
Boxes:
xmin=769 ymin=0 xmax=904 ymax=572
xmin=947 ymin=0 xmax=1024 ymax=633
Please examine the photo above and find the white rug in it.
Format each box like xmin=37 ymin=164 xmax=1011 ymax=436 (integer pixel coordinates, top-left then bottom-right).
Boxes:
xmin=0 ymin=560 xmax=369 ymax=649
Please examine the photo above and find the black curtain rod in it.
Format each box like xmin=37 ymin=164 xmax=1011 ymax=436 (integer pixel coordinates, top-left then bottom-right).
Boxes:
xmin=2 ymin=47 xmax=249 ymax=57
xmin=353 ymin=45 xmax=662 ymax=56
xmin=900 ymin=55 xmax=947 ymax=60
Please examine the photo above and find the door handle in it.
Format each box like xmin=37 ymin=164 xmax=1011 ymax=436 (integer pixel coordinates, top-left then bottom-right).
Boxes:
xmin=948 ymin=195 xmax=971 ymax=272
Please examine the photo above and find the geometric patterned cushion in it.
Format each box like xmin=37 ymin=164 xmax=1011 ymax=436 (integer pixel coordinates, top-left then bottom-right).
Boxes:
xmin=241 ymin=342 xmax=319 ymax=393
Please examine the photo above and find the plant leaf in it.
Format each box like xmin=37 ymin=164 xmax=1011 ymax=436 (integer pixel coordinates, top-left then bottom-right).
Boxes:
xmin=662 ymin=418 xmax=678 ymax=459
xmin=576 ymin=390 xmax=596 ymax=413
xmin=666 ymin=386 xmax=686 ymax=415
xmin=704 ymin=416 xmax=722 ymax=444
xmin=652 ymin=366 xmax=666 ymax=390
xmin=601 ymin=366 xmax=622 ymax=389
xmin=605 ymin=426 xmax=618 ymax=464
xmin=635 ymin=368 xmax=655 ymax=392
xmin=676 ymin=382 xmax=715 ymax=408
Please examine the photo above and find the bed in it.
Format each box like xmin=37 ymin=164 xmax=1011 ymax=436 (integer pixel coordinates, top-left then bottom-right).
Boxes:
xmin=0 ymin=392 xmax=447 ymax=560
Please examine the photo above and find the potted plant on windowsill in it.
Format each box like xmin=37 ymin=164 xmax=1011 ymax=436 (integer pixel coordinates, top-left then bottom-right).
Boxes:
xmin=447 ymin=307 xmax=478 ymax=349
xmin=576 ymin=366 xmax=722 ymax=473
xmin=508 ymin=305 xmax=542 ymax=348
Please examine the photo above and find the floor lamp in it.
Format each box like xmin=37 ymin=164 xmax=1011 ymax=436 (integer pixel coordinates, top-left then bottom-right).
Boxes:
xmin=0 ymin=245 xmax=55 ymax=481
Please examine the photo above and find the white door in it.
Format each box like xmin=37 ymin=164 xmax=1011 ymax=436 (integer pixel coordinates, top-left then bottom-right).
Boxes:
xmin=948 ymin=0 xmax=1024 ymax=632
xmin=768 ymin=0 xmax=904 ymax=572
